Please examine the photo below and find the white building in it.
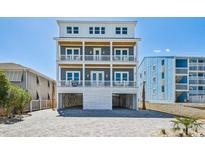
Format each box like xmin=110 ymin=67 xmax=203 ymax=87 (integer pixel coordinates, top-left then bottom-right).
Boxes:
xmin=55 ymin=20 xmax=140 ymax=110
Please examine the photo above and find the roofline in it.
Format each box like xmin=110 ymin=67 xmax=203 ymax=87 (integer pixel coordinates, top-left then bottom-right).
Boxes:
xmin=138 ymin=56 xmax=205 ymax=69
xmin=0 ymin=63 xmax=55 ymax=82
xmin=57 ymin=20 xmax=137 ymax=25
xmin=54 ymin=37 xmax=141 ymax=41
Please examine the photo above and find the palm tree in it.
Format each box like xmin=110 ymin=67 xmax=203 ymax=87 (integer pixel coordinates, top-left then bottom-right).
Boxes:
xmin=171 ymin=117 xmax=202 ymax=136
xmin=141 ymin=81 xmax=146 ymax=110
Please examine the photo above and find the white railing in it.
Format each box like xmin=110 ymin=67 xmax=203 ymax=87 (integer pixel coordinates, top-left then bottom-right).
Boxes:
xmin=112 ymin=55 xmax=136 ymax=62
xmin=58 ymin=55 xmax=137 ymax=62
xmin=84 ymin=55 xmax=110 ymax=61
xmin=175 ymin=84 xmax=188 ymax=90
xmin=60 ymin=55 xmax=83 ymax=61
xmin=113 ymin=81 xmax=137 ymax=87
xmin=58 ymin=80 xmax=136 ymax=88
xmin=58 ymin=80 xmax=83 ymax=87
xmin=190 ymin=90 xmax=205 ymax=95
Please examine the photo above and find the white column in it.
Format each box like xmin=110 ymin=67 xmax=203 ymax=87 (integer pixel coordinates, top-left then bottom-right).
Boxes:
xmin=83 ymin=64 xmax=85 ymax=87
xmin=59 ymin=66 xmax=61 ymax=83
xmin=110 ymin=64 xmax=113 ymax=87
xmin=82 ymin=41 xmax=85 ymax=61
xmin=110 ymin=41 xmax=113 ymax=61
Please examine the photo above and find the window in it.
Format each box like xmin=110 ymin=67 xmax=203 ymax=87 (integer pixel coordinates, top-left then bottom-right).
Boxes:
xmin=122 ymin=27 xmax=127 ymax=34
xmin=115 ymin=50 xmax=121 ymax=55
xmin=36 ymin=91 xmax=39 ymax=100
xmin=65 ymin=48 xmax=80 ymax=60
xmin=73 ymin=27 xmax=79 ymax=34
xmin=122 ymin=50 xmax=128 ymax=56
xmin=153 ymin=65 xmax=156 ymax=71
xmin=95 ymin=27 xmax=100 ymax=34
xmin=161 ymin=86 xmax=165 ymax=92
xmin=48 ymin=94 xmax=50 ymax=100
xmin=89 ymin=27 xmax=93 ymax=34
xmin=67 ymin=27 xmax=72 ymax=34
xmin=161 ymin=59 xmax=165 ymax=66
xmin=115 ymin=73 xmax=121 ymax=81
xmin=161 ymin=72 xmax=165 ymax=79
xmin=115 ymin=72 xmax=129 ymax=82
xmin=36 ymin=76 xmax=39 ymax=85
xmin=122 ymin=73 xmax=128 ymax=81
xmin=153 ymin=77 xmax=156 ymax=83
xmin=153 ymin=88 xmax=156 ymax=95
xmin=101 ymin=27 xmax=105 ymax=34
xmin=66 ymin=26 xmax=79 ymax=34
xmin=48 ymin=81 xmax=50 ymax=87
xmin=116 ymin=27 xmax=121 ymax=34
xmin=140 ymin=73 xmax=142 ymax=78
xmin=66 ymin=71 xmax=80 ymax=81
xmin=144 ymin=71 xmax=146 ymax=76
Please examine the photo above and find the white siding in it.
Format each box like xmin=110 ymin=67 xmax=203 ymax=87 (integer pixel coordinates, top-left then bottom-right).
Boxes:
xmin=58 ymin=22 xmax=136 ymax=38
xmin=83 ymin=88 xmax=112 ymax=110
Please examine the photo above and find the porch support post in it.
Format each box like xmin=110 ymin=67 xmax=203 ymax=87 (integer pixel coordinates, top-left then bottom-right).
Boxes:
xmin=82 ymin=41 xmax=85 ymax=61
xmin=83 ymin=64 xmax=85 ymax=87
xmin=110 ymin=64 xmax=113 ymax=87
xmin=110 ymin=41 xmax=113 ymax=61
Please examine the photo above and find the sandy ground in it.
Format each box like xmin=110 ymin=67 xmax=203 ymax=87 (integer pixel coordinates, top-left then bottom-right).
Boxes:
xmin=0 ymin=109 xmax=175 ymax=137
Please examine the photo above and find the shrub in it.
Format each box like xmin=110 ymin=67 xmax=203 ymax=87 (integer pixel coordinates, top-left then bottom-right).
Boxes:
xmin=0 ymin=71 xmax=10 ymax=107
xmin=0 ymin=71 xmax=32 ymax=117
xmin=171 ymin=117 xmax=202 ymax=136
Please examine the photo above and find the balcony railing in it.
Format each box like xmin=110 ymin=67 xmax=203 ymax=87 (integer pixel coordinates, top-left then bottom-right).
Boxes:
xmin=60 ymin=55 xmax=83 ymax=61
xmin=84 ymin=55 xmax=110 ymax=61
xmin=190 ymin=90 xmax=205 ymax=95
xmin=175 ymin=84 xmax=188 ymax=90
xmin=57 ymin=80 xmax=136 ymax=88
xmin=58 ymin=55 xmax=136 ymax=62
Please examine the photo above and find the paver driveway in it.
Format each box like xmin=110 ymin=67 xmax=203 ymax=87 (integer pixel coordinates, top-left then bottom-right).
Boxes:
xmin=0 ymin=109 xmax=174 ymax=137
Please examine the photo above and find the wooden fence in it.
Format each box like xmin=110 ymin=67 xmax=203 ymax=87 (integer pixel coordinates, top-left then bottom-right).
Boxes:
xmin=0 ymin=99 xmax=56 ymax=116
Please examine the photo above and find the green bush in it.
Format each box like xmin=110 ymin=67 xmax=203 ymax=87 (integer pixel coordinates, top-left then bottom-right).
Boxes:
xmin=0 ymin=71 xmax=32 ymax=117
xmin=0 ymin=71 xmax=10 ymax=107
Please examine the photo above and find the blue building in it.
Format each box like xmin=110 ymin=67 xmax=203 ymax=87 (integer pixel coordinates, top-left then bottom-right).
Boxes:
xmin=138 ymin=56 xmax=205 ymax=104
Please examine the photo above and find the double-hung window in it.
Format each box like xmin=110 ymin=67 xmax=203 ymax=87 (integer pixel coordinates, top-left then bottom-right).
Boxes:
xmin=73 ymin=27 xmax=79 ymax=34
xmin=114 ymin=72 xmax=129 ymax=83
xmin=95 ymin=27 xmax=100 ymax=34
xmin=101 ymin=27 xmax=105 ymax=34
xmin=67 ymin=27 xmax=72 ymax=34
xmin=65 ymin=48 xmax=80 ymax=60
xmin=66 ymin=71 xmax=81 ymax=86
xmin=114 ymin=48 xmax=129 ymax=61
xmin=89 ymin=27 xmax=93 ymax=34
xmin=122 ymin=27 xmax=127 ymax=34
xmin=66 ymin=26 xmax=79 ymax=34
xmin=116 ymin=27 xmax=121 ymax=34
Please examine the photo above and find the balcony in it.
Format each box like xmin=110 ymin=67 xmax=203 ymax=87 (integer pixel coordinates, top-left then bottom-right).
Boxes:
xmin=57 ymin=80 xmax=136 ymax=88
xmin=175 ymin=84 xmax=188 ymax=90
xmin=58 ymin=55 xmax=136 ymax=62
xmin=190 ymin=90 xmax=205 ymax=95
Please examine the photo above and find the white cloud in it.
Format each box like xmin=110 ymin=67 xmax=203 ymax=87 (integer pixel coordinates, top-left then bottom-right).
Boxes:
xmin=165 ymin=48 xmax=170 ymax=52
xmin=153 ymin=49 xmax=161 ymax=53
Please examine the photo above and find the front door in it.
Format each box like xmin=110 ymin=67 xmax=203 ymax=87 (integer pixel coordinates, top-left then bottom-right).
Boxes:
xmin=93 ymin=48 xmax=101 ymax=60
xmin=91 ymin=71 xmax=104 ymax=86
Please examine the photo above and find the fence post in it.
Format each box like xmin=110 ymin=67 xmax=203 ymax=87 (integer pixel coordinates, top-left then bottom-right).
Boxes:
xmin=30 ymin=101 xmax=32 ymax=112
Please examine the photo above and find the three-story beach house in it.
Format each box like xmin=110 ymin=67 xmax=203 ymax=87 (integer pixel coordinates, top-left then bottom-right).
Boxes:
xmin=55 ymin=20 xmax=140 ymax=110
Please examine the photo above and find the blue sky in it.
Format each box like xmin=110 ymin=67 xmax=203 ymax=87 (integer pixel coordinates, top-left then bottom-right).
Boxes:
xmin=0 ymin=17 xmax=205 ymax=79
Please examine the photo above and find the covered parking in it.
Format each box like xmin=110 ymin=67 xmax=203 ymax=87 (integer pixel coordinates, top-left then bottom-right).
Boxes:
xmin=59 ymin=93 xmax=83 ymax=109
xmin=112 ymin=94 xmax=137 ymax=110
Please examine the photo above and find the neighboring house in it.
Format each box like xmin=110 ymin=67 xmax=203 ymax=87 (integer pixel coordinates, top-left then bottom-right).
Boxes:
xmin=55 ymin=20 xmax=140 ymax=110
xmin=138 ymin=56 xmax=205 ymax=104
xmin=0 ymin=63 xmax=56 ymax=111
